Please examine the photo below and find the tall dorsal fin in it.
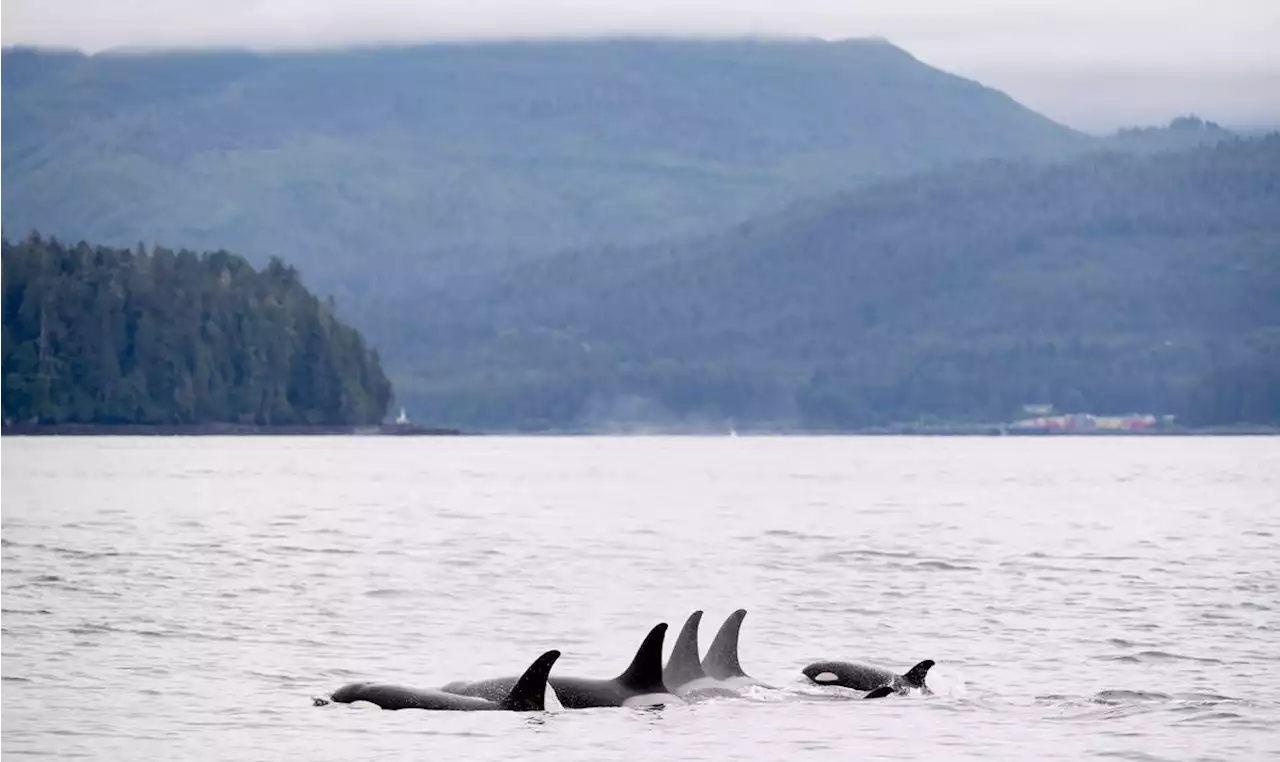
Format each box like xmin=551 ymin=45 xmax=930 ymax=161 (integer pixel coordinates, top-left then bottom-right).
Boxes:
xmin=901 ymin=659 xmax=934 ymax=688
xmin=616 ymin=623 xmax=669 ymax=693
xmin=701 ymin=609 xmax=748 ymax=680
xmin=501 ymin=650 xmax=561 ymax=711
xmin=663 ymin=611 xmax=707 ymax=688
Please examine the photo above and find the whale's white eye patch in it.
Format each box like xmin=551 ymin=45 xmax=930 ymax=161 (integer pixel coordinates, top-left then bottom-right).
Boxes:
xmin=349 ymin=700 xmax=382 ymax=710
xmin=815 ymin=672 xmax=838 ymax=683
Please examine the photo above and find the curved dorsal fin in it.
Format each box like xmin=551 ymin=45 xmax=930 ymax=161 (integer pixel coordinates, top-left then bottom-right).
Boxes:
xmin=663 ymin=611 xmax=707 ymax=688
xmin=901 ymin=659 xmax=934 ymax=688
xmin=501 ymin=650 xmax=561 ymax=711
xmin=701 ymin=609 xmax=748 ymax=680
xmin=616 ymin=623 xmax=669 ymax=693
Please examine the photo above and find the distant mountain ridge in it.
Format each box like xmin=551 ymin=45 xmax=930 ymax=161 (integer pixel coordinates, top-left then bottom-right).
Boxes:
xmin=391 ymin=136 xmax=1280 ymax=430
xmin=3 ymin=38 xmax=1266 ymax=431
xmin=1103 ymin=115 xmax=1237 ymax=153
xmin=3 ymin=38 xmax=1090 ymax=292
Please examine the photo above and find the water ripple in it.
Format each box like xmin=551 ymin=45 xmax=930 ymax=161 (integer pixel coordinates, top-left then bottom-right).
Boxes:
xmin=2 ymin=436 xmax=1277 ymax=761
xmin=1101 ymin=651 xmax=1226 ymax=666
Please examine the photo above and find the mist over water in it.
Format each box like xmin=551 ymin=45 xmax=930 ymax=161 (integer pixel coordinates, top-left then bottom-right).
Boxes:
xmin=2 ymin=436 xmax=1277 ymax=759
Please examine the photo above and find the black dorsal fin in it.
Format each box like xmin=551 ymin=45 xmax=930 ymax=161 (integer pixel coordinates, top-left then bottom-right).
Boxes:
xmin=616 ymin=623 xmax=669 ymax=693
xmin=902 ymin=659 xmax=935 ymax=688
xmin=701 ymin=609 xmax=748 ymax=680
xmin=501 ymin=650 xmax=561 ymax=711
xmin=663 ymin=611 xmax=707 ymax=688
xmin=864 ymin=686 xmax=895 ymax=700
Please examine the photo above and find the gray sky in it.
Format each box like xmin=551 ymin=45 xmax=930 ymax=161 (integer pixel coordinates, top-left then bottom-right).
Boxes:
xmin=3 ymin=0 xmax=1278 ymax=131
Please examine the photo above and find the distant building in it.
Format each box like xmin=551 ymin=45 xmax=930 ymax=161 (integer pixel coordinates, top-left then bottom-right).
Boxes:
xmin=1009 ymin=412 xmax=1159 ymax=432
xmin=1022 ymin=403 xmax=1054 ymax=415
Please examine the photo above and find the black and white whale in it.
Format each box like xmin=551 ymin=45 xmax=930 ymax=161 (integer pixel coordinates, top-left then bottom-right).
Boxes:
xmin=801 ymin=659 xmax=935 ymax=699
xmin=324 ymin=649 xmax=560 ymax=711
xmin=441 ymin=623 xmax=683 ymax=709
xmin=700 ymin=609 xmax=773 ymax=690
xmin=662 ymin=611 xmax=739 ymax=698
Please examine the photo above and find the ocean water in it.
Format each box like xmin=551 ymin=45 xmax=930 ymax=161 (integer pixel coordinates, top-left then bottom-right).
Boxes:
xmin=2 ymin=436 xmax=1277 ymax=760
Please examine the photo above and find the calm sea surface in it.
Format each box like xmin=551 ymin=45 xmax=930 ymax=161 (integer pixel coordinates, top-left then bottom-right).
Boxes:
xmin=2 ymin=436 xmax=1277 ymax=760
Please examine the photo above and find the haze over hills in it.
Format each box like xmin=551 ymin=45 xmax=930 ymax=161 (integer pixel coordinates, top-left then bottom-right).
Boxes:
xmin=4 ymin=38 xmax=1093 ymax=292
xmin=395 ymin=136 xmax=1280 ymax=431
xmin=2 ymin=38 xmax=1271 ymax=431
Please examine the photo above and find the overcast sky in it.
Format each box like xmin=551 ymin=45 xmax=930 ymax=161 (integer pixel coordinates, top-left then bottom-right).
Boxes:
xmin=3 ymin=0 xmax=1278 ymax=131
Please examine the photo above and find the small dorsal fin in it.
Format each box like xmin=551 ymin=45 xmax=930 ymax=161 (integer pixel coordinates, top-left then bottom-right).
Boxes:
xmin=701 ymin=609 xmax=748 ymax=680
xmin=864 ymin=686 xmax=895 ymax=700
xmin=901 ymin=659 xmax=934 ymax=688
xmin=501 ymin=650 xmax=561 ymax=711
xmin=664 ymin=611 xmax=707 ymax=688
xmin=617 ymin=623 xmax=669 ymax=693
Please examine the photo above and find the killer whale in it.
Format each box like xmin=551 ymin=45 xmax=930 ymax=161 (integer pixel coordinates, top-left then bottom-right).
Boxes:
xmin=441 ymin=623 xmax=683 ymax=709
xmin=662 ymin=611 xmax=739 ymax=698
xmin=700 ymin=609 xmax=773 ymax=690
xmin=325 ymin=649 xmax=560 ymax=711
xmin=802 ymin=659 xmax=935 ymax=699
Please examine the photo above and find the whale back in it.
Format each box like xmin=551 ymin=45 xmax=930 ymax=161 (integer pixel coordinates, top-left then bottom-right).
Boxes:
xmin=802 ymin=660 xmax=894 ymax=691
xmin=615 ymin=623 xmax=669 ymax=694
xmin=328 ymin=682 xmax=505 ymax=710
xmin=438 ymin=626 xmax=671 ymax=709
xmin=663 ymin=611 xmax=708 ymax=690
xmin=802 ymin=658 xmax=935 ymax=697
xmin=701 ymin=609 xmax=748 ymax=680
xmin=500 ymin=650 xmax=561 ymax=711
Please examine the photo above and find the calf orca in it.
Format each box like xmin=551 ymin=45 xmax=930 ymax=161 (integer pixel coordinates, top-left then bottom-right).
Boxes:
xmin=700 ymin=609 xmax=773 ymax=690
xmin=441 ymin=623 xmax=682 ymax=709
xmin=802 ymin=659 xmax=935 ymax=699
xmin=662 ymin=611 xmax=739 ymax=698
xmin=325 ymin=649 xmax=560 ymax=711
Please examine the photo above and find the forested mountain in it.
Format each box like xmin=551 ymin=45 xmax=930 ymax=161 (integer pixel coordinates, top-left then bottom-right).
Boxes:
xmin=1102 ymin=115 xmax=1237 ymax=154
xmin=391 ymin=136 xmax=1280 ymax=430
xmin=2 ymin=38 xmax=1091 ymax=303
xmin=1 ymin=235 xmax=393 ymax=426
xmin=1 ymin=39 xmax=1267 ymax=432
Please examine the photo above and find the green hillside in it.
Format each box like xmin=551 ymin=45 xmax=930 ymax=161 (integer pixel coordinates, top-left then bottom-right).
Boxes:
xmin=2 ymin=39 xmax=1266 ymax=432
xmin=2 ymin=38 xmax=1090 ymax=301
xmin=1 ymin=235 xmax=393 ymax=426
xmin=393 ymin=137 xmax=1280 ymax=430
